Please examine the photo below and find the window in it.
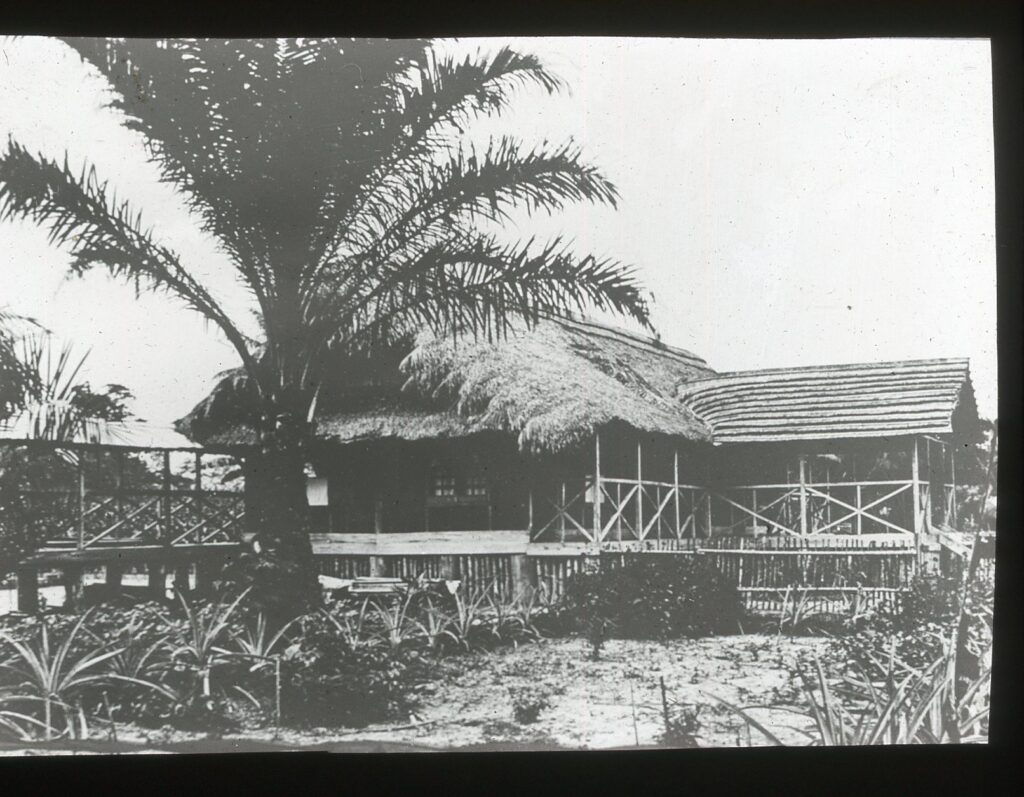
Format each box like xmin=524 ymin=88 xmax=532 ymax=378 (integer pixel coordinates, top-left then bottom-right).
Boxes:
xmin=428 ymin=457 xmax=488 ymax=502
xmin=426 ymin=455 xmax=493 ymax=531
xmin=430 ymin=463 xmax=457 ymax=498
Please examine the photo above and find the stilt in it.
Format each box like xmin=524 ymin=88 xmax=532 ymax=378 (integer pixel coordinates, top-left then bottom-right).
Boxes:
xmin=368 ymin=555 xmax=387 ymax=577
xmin=173 ymin=563 xmax=192 ymax=596
xmin=16 ymin=568 xmax=39 ymax=614
xmin=63 ymin=566 xmax=85 ymax=611
xmin=510 ymin=554 xmax=534 ymax=597
xmin=106 ymin=562 xmax=125 ymax=590
xmin=147 ymin=562 xmax=168 ymax=600
xmin=195 ymin=559 xmax=219 ymax=595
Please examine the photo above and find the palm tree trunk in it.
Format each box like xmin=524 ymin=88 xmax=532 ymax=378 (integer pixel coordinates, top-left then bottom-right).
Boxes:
xmin=238 ymin=411 xmax=321 ymax=616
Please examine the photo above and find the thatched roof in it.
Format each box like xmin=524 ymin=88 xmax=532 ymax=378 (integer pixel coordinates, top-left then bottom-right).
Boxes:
xmin=177 ymin=316 xmax=715 ymax=453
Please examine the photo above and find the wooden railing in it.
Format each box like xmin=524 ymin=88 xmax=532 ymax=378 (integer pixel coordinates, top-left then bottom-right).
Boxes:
xmin=530 ymin=477 xmax=917 ymax=544
xmin=712 ymin=480 xmax=916 ymax=538
xmin=18 ymin=487 xmax=245 ymax=550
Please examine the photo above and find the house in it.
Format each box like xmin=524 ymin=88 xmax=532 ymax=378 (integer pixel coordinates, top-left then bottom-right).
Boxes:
xmin=175 ymin=314 xmax=980 ymax=600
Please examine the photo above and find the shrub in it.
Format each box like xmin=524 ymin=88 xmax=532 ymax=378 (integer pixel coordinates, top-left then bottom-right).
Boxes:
xmin=280 ymin=610 xmax=432 ymax=727
xmin=713 ymin=647 xmax=991 ymax=746
xmin=827 ymin=571 xmax=993 ymax=681
xmin=560 ymin=553 xmax=743 ymax=652
xmin=660 ymin=704 xmax=702 ymax=748
xmin=509 ymin=685 xmax=551 ymax=724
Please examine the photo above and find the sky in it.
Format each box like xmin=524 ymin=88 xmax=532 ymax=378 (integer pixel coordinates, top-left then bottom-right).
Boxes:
xmin=0 ymin=36 xmax=997 ymax=424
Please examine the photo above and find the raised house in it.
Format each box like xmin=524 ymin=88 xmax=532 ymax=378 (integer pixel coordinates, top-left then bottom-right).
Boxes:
xmin=174 ymin=315 xmax=980 ymax=603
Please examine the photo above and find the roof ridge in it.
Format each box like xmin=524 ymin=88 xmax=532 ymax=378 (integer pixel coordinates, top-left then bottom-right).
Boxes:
xmin=680 ymin=356 xmax=969 ymax=385
xmin=543 ymin=312 xmax=711 ymax=369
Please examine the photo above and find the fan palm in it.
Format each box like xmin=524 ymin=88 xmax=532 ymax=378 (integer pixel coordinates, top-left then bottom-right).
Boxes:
xmin=0 ymin=38 xmax=651 ymax=612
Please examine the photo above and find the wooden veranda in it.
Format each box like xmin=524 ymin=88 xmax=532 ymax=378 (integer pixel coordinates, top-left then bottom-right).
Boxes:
xmin=2 ymin=423 xmax=245 ymax=613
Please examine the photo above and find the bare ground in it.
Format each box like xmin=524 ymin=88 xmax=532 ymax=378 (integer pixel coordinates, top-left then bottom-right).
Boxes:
xmin=0 ymin=633 xmax=827 ymax=754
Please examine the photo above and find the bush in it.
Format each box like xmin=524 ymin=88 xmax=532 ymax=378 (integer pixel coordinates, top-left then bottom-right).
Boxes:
xmin=827 ymin=571 xmax=993 ymax=680
xmin=279 ymin=609 xmax=433 ymax=727
xmin=508 ymin=685 xmax=551 ymax=724
xmin=560 ymin=554 xmax=743 ymax=654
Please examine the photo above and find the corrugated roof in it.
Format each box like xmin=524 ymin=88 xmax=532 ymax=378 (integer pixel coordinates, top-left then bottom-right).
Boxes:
xmin=676 ymin=358 xmax=975 ymax=443
xmin=0 ymin=416 xmax=202 ymax=450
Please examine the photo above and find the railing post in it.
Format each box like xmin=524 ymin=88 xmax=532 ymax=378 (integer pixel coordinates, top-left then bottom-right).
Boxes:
xmin=950 ymin=441 xmax=958 ymax=527
xmin=798 ymin=454 xmax=808 ymax=536
xmin=16 ymin=568 xmax=39 ymax=614
xmin=77 ymin=451 xmax=86 ymax=551
xmin=162 ymin=451 xmax=172 ymax=545
xmin=148 ymin=562 xmax=167 ymax=601
xmin=560 ymin=481 xmax=566 ymax=544
xmin=593 ymin=433 xmax=602 ymax=544
xmin=528 ymin=487 xmax=534 ymax=539
xmin=673 ymin=448 xmax=681 ymax=540
xmin=116 ymin=450 xmax=125 ymax=536
xmin=635 ymin=439 xmax=642 ymax=542
xmin=911 ymin=437 xmax=923 ymax=556
xmin=64 ymin=566 xmax=85 ymax=611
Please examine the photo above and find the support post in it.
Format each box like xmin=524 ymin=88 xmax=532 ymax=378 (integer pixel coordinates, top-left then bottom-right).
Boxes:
xmin=77 ymin=453 xmax=86 ymax=550
xmin=560 ymin=481 xmax=566 ymax=544
xmin=194 ymin=452 xmax=203 ymax=493
xmin=673 ymin=448 xmax=681 ymax=540
xmin=911 ymin=437 xmax=923 ymax=551
xmin=798 ymin=454 xmax=808 ymax=536
xmin=950 ymin=441 xmax=958 ymax=527
xmin=162 ymin=451 xmax=172 ymax=544
xmin=195 ymin=559 xmax=219 ymax=595
xmin=368 ymin=556 xmax=387 ymax=578
xmin=705 ymin=491 xmax=713 ymax=538
xmin=373 ymin=490 xmax=383 ymax=539
xmin=856 ymin=484 xmax=863 ymax=535
xmin=148 ymin=562 xmax=167 ymax=601
xmin=16 ymin=568 xmax=39 ymax=614
xmin=173 ymin=563 xmax=192 ymax=596
xmin=527 ymin=488 xmax=534 ymax=539
xmin=635 ymin=439 xmax=642 ymax=542
xmin=106 ymin=562 xmax=124 ymax=590
xmin=63 ymin=566 xmax=85 ymax=611
xmin=593 ymin=433 xmax=602 ymax=543
xmin=510 ymin=554 xmax=533 ymax=597
xmin=116 ymin=450 xmax=125 ymax=531
xmin=439 ymin=555 xmax=456 ymax=580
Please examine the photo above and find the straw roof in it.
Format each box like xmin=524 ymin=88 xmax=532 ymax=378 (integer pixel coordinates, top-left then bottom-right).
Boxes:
xmin=178 ymin=316 xmax=715 ymax=453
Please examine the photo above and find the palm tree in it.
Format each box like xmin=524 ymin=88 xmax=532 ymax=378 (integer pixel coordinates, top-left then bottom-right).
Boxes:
xmin=0 ymin=38 xmax=650 ymax=613
xmin=1 ymin=309 xmax=41 ymax=421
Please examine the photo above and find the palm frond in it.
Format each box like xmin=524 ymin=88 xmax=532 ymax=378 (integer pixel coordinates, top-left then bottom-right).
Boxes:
xmin=0 ymin=140 xmax=261 ymax=380
xmin=331 ymin=235 xmax=650 ymax=350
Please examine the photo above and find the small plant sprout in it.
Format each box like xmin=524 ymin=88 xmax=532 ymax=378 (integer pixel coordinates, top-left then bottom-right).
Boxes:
xmin=411 ymin=596 xmax=451 ymax=651
xmin=443 ymin=585 xmax=491 ymax=651
xmin=321 ymin=598 xmax=373 ymax=650
xmin=369 ymin=589 xmax=419 ymax=650
xmin=509 ymin=685 xmax=551 ymax=724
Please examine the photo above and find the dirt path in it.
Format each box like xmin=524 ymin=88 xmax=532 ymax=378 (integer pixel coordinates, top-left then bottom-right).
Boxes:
xmin=0 ymin=634 xmax=826 ymax=754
